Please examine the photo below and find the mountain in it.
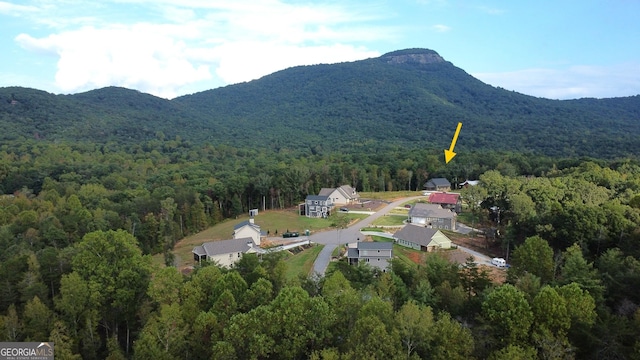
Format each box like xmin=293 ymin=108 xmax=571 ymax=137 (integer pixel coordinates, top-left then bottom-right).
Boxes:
xmin=1 ymin=48 xmax=639 ymax=158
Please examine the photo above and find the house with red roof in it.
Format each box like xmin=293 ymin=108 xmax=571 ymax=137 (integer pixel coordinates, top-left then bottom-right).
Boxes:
xmin=428 ymin=192 xmax=462 ymax=213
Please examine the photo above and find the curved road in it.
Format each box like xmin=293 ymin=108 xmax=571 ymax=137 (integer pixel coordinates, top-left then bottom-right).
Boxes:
xmin=310 ymin=196 xmax=423 ymax=275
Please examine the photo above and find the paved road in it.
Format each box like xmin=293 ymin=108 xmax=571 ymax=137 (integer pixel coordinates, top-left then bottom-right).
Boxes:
xmin=310 ymin=196 xmax=499 ymax=276
xmin=310 ymin=196 xmax=424 ymax=276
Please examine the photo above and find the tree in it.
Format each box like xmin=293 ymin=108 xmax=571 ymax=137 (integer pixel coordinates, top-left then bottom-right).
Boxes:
xmin=508 ymin=235 xmax=555 ymax=284
xmin=49 ymin=321 xmax=82 ymax=360
xmin=346 ymin=315 xmax=401 ymax=360
xmin=1 ymin=304 xmax=21 ymax=341
xmin=482 ymin=284 xmax=533 ymax=346
xmin=460 ymin=184 xmax=488 ymax=228
xmin=132 ymin=303 xmax=187 ymax=360
xmin=72 ymin=229 xmax=152 ymax=353
xmin=147 ymin=266 xmax=183 ymax=306
xmin=22 ymin=296 xmax=53 ymax=341
xmin=488 ymin=344 xmax=537 ymax=360
xmin=430 ymin=312 xmax=475 ymax=360
xmin=396 ymin=300 xmax=434 ymax=359
xmin=559 ymin=243 xmax=604 ymax=304
xmin=531 ymin=286 xmax=570 ymax=339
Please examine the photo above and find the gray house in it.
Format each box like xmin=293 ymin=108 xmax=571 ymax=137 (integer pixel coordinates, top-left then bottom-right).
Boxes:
xmin=393 ymin=224 xmax=452 ymax=252
xmin=347 ymin=241 xmax=393 ymax=271
xmin=424 ymin=178 xmax=451 ymax=191
xmin=408 ymin=203 xmax=457 ymax=230
xmin=304 ymin=195 xmax=333 ymax=218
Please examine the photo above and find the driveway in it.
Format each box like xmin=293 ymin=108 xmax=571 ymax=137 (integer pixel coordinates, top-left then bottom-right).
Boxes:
xmin=310 ymin=196 xmax=423 ymax=276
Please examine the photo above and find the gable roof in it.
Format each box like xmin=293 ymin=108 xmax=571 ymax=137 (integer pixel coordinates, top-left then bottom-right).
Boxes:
xmin=337 ymin=185 xmax=358 ymax=199
xmin=428 ymin=192 xmax=460 ymax=205
xmin=306 ymin=195 xmax=331 ymax=201
xmin=425 ymin=178 xmax=451 ymax=187
xmin=393 ymin=225 xmax=439 ymax=247
xmin=193 ymin=237 xmax=254 ymax=257
xmin=356 ymin=241 xmax=393 ymax=250
xmin=233 ymin=220 xmax=260 ymax=231
xmin=318 ymin=188 xmax=334 ymax=196
xmin=318 ymin=185 xmax=359 ymax=200
xmin=409 ymin=203 xmax=455 ymax=219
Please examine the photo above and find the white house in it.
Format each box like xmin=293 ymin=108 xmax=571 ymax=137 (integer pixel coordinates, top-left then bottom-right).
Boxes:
xmin=233 ymin=218 xmax=263 ymax=246
xmin=192 ymin=237 xmax=257 ymax=268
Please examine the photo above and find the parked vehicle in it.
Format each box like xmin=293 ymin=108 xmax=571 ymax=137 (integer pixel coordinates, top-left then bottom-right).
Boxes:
xmin=282 ymin=231 xmax=300 ymax=238
xmin=491 ymin=257 xmax=507 ymax=267
xmin=339 ymin=207 xmax=349 ymax=212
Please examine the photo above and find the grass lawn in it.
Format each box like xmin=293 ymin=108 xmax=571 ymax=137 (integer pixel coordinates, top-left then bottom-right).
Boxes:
xmin=359 ymin=191 xmax=424 ymax=201
xmin=284 ymin=244 xmax=324 ymax=280
xmin=371 ymin=214 xmax=406 ymax=226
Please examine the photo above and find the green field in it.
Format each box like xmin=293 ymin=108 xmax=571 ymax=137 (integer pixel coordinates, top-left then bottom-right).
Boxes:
xmin=284 ymin=244 xmax=325 ymax=280
xmin=359 ymin=191 xmax=424 ymax=200
xmin=371 ymin=214 xmax=406 ymax=226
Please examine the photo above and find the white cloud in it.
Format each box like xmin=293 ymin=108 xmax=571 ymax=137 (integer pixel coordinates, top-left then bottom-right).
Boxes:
xmin=473 ymin=63 xmax=640 ymax=99
xmin=13 ymin=0 xmax=391 ymax=98
xmin=16 ymin=25 xmax=211 ymax=99
xmin=432 ymin=24 xmax=451 ymax=33
xmin=0 ymin=1 xmax=39 ymax=15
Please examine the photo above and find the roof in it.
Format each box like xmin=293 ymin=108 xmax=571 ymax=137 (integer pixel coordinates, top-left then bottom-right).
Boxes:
xmin=409 ymin=203 xmax=455 ymax=219
xmin=306 ymin=195 xmax=330 ymax=201
xmin=194 ymin=237 xmax=254 ymax=257
xmin=428 ymin=192 xmax=460 ymax=205
xmin=318 ymin=188 xmax=334 ymax=196
xmin=318 ymin=185 xmax=359 ymax=200
xmin=459 ymin=180 xmax=480 ymax=186
xmin=337 ymin=185 xmax=359 ymax=199
xmin=425 ymin=178 xmax=451 ymax=187
xmin=393 ymin=225 xmax=439 ymax=247
xmin=233 ymin=220 xmax=260 ymax=230
xmin=347 ymin=248 xmax=359 ymax=259
xmin=357 ymin=241 xmax=393 ymax=250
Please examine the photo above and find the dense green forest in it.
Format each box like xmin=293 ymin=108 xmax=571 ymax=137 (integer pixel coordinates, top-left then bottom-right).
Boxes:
xmin=1 ymin=48 xmax=640 ymax=359
xmin=0 ymin=136 xmax=639 ymax=358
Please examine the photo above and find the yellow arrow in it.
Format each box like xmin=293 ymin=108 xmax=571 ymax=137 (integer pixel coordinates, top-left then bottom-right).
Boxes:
xmin=444 ymin=122 xmax=462 ymax=164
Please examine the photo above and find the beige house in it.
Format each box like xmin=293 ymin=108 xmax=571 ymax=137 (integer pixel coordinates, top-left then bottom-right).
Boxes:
xmin=393 ymin=224 xmax=452 ymax=252
xmin=192 ymin=237 xmax=257 ymax=268
xmin=318 ymin=185 xmax=359 ymax=205
xmin=233 ymin=218 xmax=263 ymax=246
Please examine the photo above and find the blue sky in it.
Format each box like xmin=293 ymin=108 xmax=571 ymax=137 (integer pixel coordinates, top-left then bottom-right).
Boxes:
xmin=1 ymin=0 xmax=639 ymax=99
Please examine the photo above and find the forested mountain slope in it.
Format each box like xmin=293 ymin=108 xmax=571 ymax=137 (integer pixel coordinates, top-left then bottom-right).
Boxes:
xmin=1 ymin=48 xmax=639 ymax=158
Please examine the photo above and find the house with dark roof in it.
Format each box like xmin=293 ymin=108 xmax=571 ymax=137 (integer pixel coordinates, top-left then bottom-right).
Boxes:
xmin=393 ymin=224 xmax=452 ymax=252
xmin=424 ymin=178 xmax=451 ymax=191
xmin=318 ymin=185 xmax=359 ymax=205
xmin=304 ymin=195 xmax=333 ymax=218
xmin=233 ymin=218 xmax=264 ymax=246
xmin=408 ymin=203 xmax=457 ymax=230
xmin=192 ymin=237 xmax=258 ymax=268
xmin=428 ymin=192 xmax=462 ymax=213
xmin=347 ymin=241 xmax=393 ymax=271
